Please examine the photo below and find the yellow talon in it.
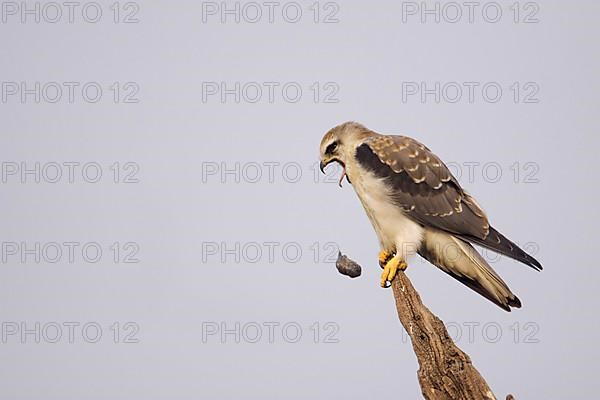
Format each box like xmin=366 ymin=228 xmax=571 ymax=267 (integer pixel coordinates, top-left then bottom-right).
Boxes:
xmin=378 ymin=250 xmax=393 ymax=268
xmin=380 ymin=256 xmax=407 ymax=288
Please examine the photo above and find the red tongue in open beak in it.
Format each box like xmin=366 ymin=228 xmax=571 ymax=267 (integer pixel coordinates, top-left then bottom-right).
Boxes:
xmin=338 ymin=165 xmax=347 ymax=187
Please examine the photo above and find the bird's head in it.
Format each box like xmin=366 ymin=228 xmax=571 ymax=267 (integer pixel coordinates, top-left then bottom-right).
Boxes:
xmin=319 ymin=121 xmax=371 ymax=173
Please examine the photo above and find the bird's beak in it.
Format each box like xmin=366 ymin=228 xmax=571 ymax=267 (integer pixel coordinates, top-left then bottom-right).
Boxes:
xmin=320 ymin=157 xmax=347 ymax=187
xmin=320 ymin=157 xmax=334 ymax=173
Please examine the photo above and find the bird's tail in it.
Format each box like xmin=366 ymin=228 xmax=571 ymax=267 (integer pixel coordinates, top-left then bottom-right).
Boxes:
xmin=419 ymin=230 xmax=521 ymax=312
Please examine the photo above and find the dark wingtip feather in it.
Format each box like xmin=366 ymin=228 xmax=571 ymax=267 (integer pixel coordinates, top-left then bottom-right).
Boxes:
xmin=512 ymin=244 xmax=543 ymax=272
xmin=528 ymin=257 xmax=543 ymax=271
xmin=517 ymin=251 xmax=542 ymax=271
xmin=462 ymin=227 xmax=543 ymax=272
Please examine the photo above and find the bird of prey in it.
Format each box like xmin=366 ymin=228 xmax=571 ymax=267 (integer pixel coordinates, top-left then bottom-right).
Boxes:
xmin=319 ymin=122 xmax=542 ymax=311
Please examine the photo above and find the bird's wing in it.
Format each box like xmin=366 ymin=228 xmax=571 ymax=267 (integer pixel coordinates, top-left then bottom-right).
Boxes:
xmin=355 ymin=135 xmax=542 ymax=271
xmin=356 ymin=135 xmax=489 ymax=239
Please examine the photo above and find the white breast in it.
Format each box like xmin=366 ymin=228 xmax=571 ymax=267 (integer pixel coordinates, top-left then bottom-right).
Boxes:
xmin=348 ymin=167 xmax=424 ymax=260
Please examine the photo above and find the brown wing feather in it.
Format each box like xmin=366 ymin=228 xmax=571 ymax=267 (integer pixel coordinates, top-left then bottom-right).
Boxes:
xmin=356 ymin=135 xmax=489 ymax=240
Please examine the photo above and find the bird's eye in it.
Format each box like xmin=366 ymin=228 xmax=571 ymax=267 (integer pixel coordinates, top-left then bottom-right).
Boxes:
xmin=326 ymin=141 xmax=338 ymax=155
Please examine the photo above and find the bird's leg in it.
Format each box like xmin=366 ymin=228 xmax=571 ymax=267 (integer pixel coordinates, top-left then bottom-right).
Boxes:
xmin=380 ymin=254 xmax=407 ymax=288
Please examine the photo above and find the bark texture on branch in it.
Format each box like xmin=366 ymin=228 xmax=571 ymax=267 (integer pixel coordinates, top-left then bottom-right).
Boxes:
xmin=391 ymin=271 xmax=497 ymax=400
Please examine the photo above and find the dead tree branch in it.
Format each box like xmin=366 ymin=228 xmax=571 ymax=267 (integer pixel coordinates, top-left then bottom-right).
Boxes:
xmin=335 ymin=253 xmax=514 ymax=400
xmin=391 ymin=270 xmax=496 ymax=400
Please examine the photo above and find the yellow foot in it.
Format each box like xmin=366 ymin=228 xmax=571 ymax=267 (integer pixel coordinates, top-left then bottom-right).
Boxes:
xmin=380 ymin=256 xmax=407 ymax=288
xmin=378 ymin=250 xmax=394 ymax=269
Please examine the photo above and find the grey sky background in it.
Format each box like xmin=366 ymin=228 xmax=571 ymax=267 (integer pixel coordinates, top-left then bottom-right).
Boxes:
xmin=1 ymin=1 xmax=598 ymax=398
